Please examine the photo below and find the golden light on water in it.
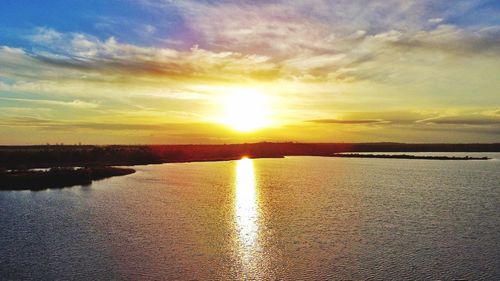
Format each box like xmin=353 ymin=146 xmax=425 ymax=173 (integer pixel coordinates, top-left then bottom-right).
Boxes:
xmin=221 ymin=88 xmax=272 ymax=132
xmin=234 ymin=157 xmax=260 ymax=272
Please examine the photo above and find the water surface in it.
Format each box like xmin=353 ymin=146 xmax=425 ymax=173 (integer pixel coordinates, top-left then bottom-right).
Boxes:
xmin=1 ymin=154 xmax=499 ymax=280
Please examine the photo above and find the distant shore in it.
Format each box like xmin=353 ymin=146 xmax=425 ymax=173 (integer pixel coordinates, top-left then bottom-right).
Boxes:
xmin=330 ymin=153 xmax=490 ymax=160
xmin=1 ymin=142 xmax=499 ymax=170
xmin=1 ymin=143 xmax=498 ymax=190
xmin=0 ymin=167 xmax=135 ymax=191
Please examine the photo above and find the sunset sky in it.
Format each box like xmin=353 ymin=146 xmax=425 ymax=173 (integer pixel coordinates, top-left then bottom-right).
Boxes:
xmin=1 ymin=0 xmax=499 ymax=144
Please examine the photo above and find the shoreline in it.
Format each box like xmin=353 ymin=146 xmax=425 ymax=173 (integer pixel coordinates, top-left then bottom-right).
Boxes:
xmin=1 ymin=152 xmax=494 ymax=191
xmin=1 ymin=143 xmax=499 ymax=170
xmin=0 ymin=167 xmax=135 ymax=191
xmin=1 ymin=144 xmax=497 ymax=191
xmin=329 ymin=153 xmax=491 ymax=160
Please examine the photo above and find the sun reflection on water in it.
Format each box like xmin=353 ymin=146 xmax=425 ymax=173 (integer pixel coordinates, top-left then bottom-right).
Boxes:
xmin=234 ymin=157 xmax=260 ymax=273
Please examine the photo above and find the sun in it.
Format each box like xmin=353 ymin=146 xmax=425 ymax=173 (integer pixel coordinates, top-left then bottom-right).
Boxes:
xmin=221 ymin=88 xmax=271 ymax=132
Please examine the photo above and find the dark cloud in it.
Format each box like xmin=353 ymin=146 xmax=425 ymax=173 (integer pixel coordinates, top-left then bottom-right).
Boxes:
xmin=304 ymin=111 xmax=437 ymax=126
xmin=31 ymin=53 xmax=197 ymax=80
xmin=342 ymin=111 xmax=435 ymax=124
xmin=422 ymin=115 xmax=500 ymax=126
xmin=306 ymin=112 xmax=500 ymax=129
xmin=307 ymin=119 xmax=384 ymax=124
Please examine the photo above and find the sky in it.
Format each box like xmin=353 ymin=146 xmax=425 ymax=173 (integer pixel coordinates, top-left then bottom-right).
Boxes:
xmin=0 ymin=0 xmax=499 ymax=144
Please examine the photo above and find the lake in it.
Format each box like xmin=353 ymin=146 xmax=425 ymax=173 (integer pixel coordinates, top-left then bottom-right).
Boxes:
xmin=1 ymin=154 xmax=499 ymax=280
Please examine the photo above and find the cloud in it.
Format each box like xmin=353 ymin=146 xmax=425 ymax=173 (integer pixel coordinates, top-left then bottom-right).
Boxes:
xmin=0 ymin=97 xmax=99 ymax=109
xmin=153 ymin=0 xmax=500 ymax=83
xmin=143 ymin=24 xmax=156 ymax=34
xmin=1 ymin=32 xmax=279 ymax=84
xmin=27 ymin=27 xmax=62 ymax=43
xmin=1 ymin=1 xmax=499 ymax=143
xmin=0 ymin=116 xmax=54 ymax=126
xmin=391 ymin=24 xmax=500 ymax=55
xmin=166 ymin=1 xmax=499 ymax=54
xmin=428 ymin=18 xmax=443 ymax=24
xmin=304 ymin=111 xmax=500 ymax=128
xmin=0 ymin=116 xmax=235 ymax=141
xmin=4 ymin=6 xmax=500 ymax=87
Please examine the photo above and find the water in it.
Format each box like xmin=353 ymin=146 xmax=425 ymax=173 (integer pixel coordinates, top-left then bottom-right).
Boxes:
xmin=1 ymin=154 xmax=499 ymax=280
